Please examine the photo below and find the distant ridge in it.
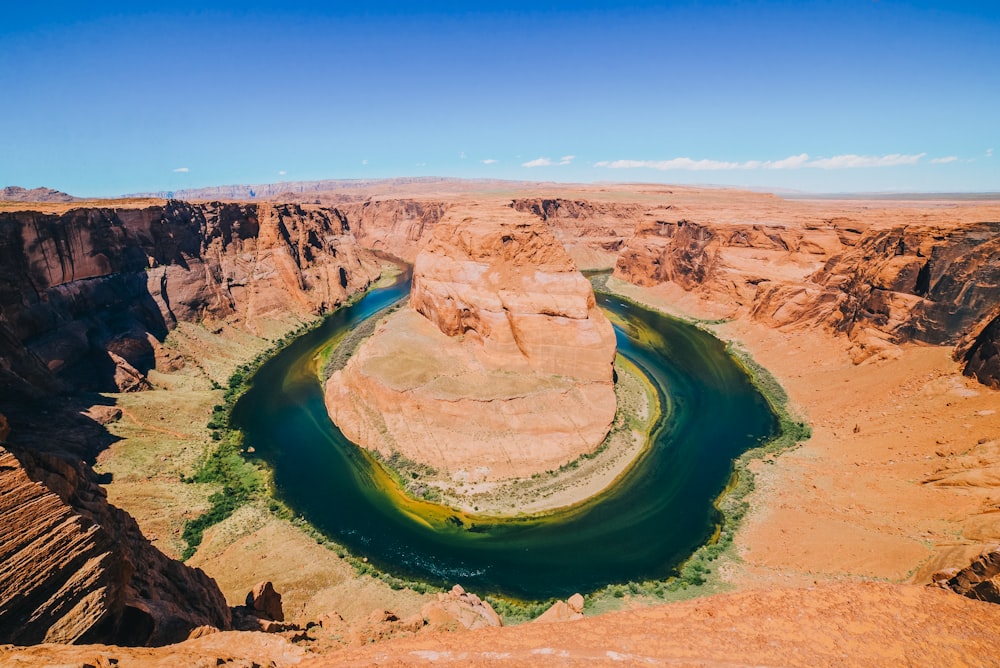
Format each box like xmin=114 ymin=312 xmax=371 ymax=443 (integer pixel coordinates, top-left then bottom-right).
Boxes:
xmin=1 ymin=186 xmax=77 ymax=202
xmin=124 ymin=176 xmax=546 ymax=201
xmin=784 ymin=191 xmax=1000 ymax=201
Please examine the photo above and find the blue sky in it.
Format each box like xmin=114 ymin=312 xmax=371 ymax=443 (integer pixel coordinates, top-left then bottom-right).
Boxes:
xmin=1 ymin=1 xmax=998 ymax=196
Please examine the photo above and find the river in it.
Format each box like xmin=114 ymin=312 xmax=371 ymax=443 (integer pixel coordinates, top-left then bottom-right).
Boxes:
xmin=231 ymin=274 xmax=777 ymax=599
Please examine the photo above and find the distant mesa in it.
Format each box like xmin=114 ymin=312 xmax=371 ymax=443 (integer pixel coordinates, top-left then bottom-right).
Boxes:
xmin=324 ymin=203 xmax=618 ymax=481
xmin=1 ymin=186 xmax=77 ymax=203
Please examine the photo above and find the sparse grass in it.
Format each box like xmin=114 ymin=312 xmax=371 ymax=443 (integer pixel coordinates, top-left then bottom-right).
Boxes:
xmin=178 ymin=305 xmax=364 ymax=560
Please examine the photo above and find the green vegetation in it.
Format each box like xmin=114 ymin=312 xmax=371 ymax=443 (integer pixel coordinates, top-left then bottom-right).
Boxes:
xmin=484 ymin=596 xmax=554 ymax=624
xmin=179 ymin=316 xmax=341 ymax=560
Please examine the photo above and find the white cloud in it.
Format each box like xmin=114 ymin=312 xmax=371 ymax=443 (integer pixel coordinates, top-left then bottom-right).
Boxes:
xmin=806 ymin=153 xmax=925 ymax=169
xmin=558 ymin=155 xmax=575 ymax=165
xmin=767 ymin=153 xmax=811 ymax=169
xmin=362 ymin=159 xmax=368 ymax=165
xmin=987 ymin=148 xmax=995 ymax=158
xmin=595 ymin=152 xmax=928 ymax=171
xmin=481 ymin=158 xmax=498 ymax=165
xmin=522 ymin=157 xmax=554 ymax=168
xmin=278 ymin=170 xmax=288 ymax=175
xmin=172 ymin=167 xmax=189 ymax=173
xmin=460 ymin=151 xmax=467 ymax=159
xmin=930 ymin=156 xmax=958 ymax=164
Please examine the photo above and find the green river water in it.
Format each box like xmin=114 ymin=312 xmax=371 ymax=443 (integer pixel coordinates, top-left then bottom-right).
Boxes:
xmin=231 ymin=274 xmax=777 ymax=599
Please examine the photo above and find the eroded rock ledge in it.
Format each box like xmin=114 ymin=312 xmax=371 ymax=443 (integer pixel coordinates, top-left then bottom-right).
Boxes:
xmin=325 ymin=204 xmax=617 ymax=481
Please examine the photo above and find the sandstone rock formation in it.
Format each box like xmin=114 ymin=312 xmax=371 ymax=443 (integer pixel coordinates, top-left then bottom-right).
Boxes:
xmin=338 ymin=199 xmax=447 ymax=261
xmin=420 ymin=584 xmax=503 ymax=631
xmin=325 ymin=204 xmax=617 ymax=480
xmin=533 ymin=592 xmax=585 ymax=623
xmin=614 ymin=215 xmax=1000 ymax=372
xmin=933 ymin=545 xmax=1000 ymax=604
xmin=305 ymin=582 xmax=1000 ymax=666
xmin=0 ymin=445 xmax=231 ymax=645
xmin=957 ymin=310 xmax=1000 ymax=389
xmin=512 ymin=198 xmax=645 ymax=269
xmin=0 ymin=201 xmax=380 ymax=392
xmin=0 ymin=200 xmax=381 ymax=647
xmin=245 ymin=581 xmax=284 ymax=622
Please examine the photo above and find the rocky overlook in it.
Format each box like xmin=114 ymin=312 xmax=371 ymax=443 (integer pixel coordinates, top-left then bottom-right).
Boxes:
xmin=325 ymin=203 xmax=617 ymax=481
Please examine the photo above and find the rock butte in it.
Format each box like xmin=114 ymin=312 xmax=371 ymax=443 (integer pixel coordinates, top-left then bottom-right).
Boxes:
xmin=324 ymin=203 xmax=617 ymax=481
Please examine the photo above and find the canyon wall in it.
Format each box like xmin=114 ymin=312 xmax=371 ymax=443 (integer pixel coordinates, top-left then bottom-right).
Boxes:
xmin=613 ymin=216 xmax=1000 ymax=372
xmin=337 ymin=199 xmax=447 ymax=262
xmin=511 ymin=198 xmax=644 ymax=269
xmin=0 ymin=201 xmax=381 ymax=392
xmin=0 ymin=445 xmax=231 ymax=645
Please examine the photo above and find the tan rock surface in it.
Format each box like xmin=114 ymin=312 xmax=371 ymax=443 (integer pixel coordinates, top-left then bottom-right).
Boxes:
xmin=306 ymin=582 xmax=1000 ymax=667
xmin=326 ymin=203 xmax=617 ymax=480
xmin=420 ymin=584 xmax=503 ymax=631
xmin=0 ymin=446 xmax=230 ymax=646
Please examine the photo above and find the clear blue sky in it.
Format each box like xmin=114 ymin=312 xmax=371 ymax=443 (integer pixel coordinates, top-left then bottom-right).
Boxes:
xmin=2 ymin=1 xmax=998 ymax=196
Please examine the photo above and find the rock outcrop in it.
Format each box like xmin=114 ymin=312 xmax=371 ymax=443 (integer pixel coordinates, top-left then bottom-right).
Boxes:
xmin=957 ymin=310 xmax=1000 ymax=389
xmin=420 ymin=584 xmax=502 ymax=631
xmin=325 ymin=204 xmax=617 ymax=480
xmin=614 ymin=215 xmax=1000 ymax=373
xmin=338 ymin=199 xmax=447 ymax=262
xmin=533 ymin=592 xmax=585 ymax=623
xmin=933 ymin=546 xmax=1000 ymax=604
xmin=0 ymin=446 xmax=231 ymax=645
xmin=0 ymin=200 xmax=381 ymax=647
xmin=512 ymin=198 xmax=645 ymax=269
xmin=245 ymin=581 xmax=284 ymax=622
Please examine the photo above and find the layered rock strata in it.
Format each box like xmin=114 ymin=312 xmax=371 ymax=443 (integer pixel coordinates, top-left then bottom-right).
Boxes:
xmin=614 ymin=217 xmax=1000 ymax=371
xmin=0 ymin=201 xmax=381 ymax=646
xmin=512 ymin=198 xmax=646 ymax=269
xmin=0 ymin=445 xmax=230 ymax=645
xmin=325 ymin=206 xmax=617 ymax=480
xmin=0 ymin=201 xmax=380 ymax=392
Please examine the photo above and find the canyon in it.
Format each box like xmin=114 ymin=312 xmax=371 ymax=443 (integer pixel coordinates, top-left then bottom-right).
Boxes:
xmin=1 ymin=182 xmax=999 ymax=664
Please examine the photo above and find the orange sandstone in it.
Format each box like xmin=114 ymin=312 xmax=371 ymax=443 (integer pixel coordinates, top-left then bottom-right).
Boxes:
xmin=325 ymin=203 xmax=617 ymax=481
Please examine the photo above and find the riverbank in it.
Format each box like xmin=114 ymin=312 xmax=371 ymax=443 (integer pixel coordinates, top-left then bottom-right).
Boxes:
xmin=601 ymin=275 xmax=1000 ymax=592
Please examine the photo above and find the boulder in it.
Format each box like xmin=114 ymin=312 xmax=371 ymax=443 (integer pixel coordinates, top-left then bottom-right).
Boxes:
xmin=245 ymin=581 xmax=284 ymax=622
